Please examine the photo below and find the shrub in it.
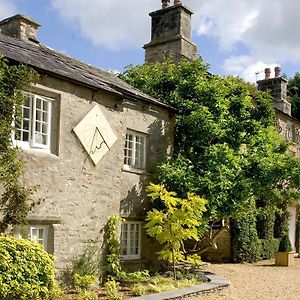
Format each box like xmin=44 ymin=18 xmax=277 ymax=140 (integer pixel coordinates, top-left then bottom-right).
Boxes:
xmin=232 ymin=217 xmax=262 ymax=262
xmin=278 ymin=235 xmax=292 ymax=252
xmin=74 ymin=290 xmax=98 ymax=300
xmin=73 ymin=274 xmax=96 ymax=292
xmin=59 ymin=243 xmax=100 ymax=291
xmin=104 ymin=280 xmax=122 ymax=300
xmin=260 ymin=238 xmax=280 ymax=259
xmin=122 ymin=270 xmax=150 ymax=283
xmin=72 ymin=243 xmax=101 ymax=277
xmin=0 ymin=235 xmax=60 ymax=299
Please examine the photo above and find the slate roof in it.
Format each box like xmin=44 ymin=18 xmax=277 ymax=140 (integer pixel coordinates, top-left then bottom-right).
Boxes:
xmin=0 ymin=33 xmax=174 ymax=111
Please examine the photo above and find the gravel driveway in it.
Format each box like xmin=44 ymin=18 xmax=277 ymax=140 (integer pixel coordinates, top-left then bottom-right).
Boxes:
xmin=191 ymin=257 xmax=300 ymax=300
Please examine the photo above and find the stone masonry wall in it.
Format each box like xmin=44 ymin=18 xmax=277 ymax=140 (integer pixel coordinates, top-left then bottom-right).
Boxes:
xmin=13 ymin=74 xmax=174 ymax=269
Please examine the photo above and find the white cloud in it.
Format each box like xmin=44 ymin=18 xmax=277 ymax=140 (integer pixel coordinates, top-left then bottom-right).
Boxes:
xmin=0 ymin=0 xmax=16 ymax=20
xmin=189 ymin=0 xmax=300 ymax=63
xmin=51 ymin=0 xmax=157 ymax=50
xmin=50 ymin=0 xmax=300 ymax=79
xmin=223 ymin=55 xmax=279 ymax=83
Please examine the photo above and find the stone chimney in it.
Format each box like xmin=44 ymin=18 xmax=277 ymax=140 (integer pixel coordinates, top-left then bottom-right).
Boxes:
xmin=0 ymin=14 xmax=40 ymax=44
xmin=257 ymin=67 xmax=291 ymax=115
xmin=144 ymin=1 xmax=197 ymax=63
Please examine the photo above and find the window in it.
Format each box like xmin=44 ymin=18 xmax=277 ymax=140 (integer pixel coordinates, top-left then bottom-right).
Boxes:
xmin=15 ymin=93 xmax=52 ymax=150
xmin=124 ymin=130 xmax=146 ymax=170
xmin=120 ymin=221 xmax=142 ymax=259
xmin=15 ymin=225 xmax=49 ymax=251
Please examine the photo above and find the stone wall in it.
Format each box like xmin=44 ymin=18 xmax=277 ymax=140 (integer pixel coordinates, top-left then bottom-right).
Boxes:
xmin=200 ymin=228 xmax=232 ymax=263
xmin=13 ymin=73 xmax=174 ymax=269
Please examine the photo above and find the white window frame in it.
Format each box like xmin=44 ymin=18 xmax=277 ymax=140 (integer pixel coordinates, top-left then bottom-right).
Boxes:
xmin=29 ymin=225 xmax=49 ymax=251
xmin=15 ymin=225 xmax=49 ymax=251
xmin=120 ymin=221 xmax=142 ymax=260
xmin=124 ymin=130 xmax=146 ymax=171
xmin=14 ymin=93 xmax=52 ymax=151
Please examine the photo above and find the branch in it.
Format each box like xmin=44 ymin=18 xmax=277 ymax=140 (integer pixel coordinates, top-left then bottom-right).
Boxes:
xmin=187 ymin=219 xmax=230 ymax=256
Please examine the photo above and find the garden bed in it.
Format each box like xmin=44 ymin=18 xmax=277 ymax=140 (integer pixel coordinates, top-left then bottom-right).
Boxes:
xmin=56 ymin=269 xmax=208 ymax=299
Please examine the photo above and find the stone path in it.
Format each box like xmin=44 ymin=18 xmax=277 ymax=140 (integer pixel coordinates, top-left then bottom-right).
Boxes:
xmin=191 ymin=257 xmax=300 ymax=300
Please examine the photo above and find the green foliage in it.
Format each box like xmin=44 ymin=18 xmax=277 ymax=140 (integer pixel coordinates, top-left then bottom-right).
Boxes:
xmin=145 ymin=183 xmax=206 ymax=268
xmin=74 ymin=290 xmax=98 ymax=300
xmin=278 ymin=235 xmax=292 ymax=252
xmin=130 ymin=275 xmax=201 ymax=296
xmin=123 ymin=270 xmax=150 ymax=283
xmin=104 ymin=280 xmax=122 ymax=300
xmin=72 ymin=243 xmax=101 ymax=277
xmin=232 ymin=216 xmax=262 ymax=262
xmin=102 ymin=216 xmax=125 ymax=283
xmin=73 ymin=274 xmax=96 ymax=292
xmin=0 ymin=235 xmax=60 ymax=299
xmin=0 ymin=55 xmax=38 ymax=232
xmin=288 ymin=72 xmax=300 ymax=119
xmin=260 ymin=238 xmax=280 ymax=259
xmin=122 ymin=59 xmax=300 ymax=260
xmin=59 ymin=243 xmax=101 ymax=291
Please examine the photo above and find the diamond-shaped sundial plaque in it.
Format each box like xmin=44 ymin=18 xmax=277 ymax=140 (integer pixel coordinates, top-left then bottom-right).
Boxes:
xmin=73 ymin=104 xmax=117 ymax=165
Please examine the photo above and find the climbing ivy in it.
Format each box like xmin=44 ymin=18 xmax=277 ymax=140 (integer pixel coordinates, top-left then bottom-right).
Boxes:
xmin=102 ymin=216 xmax=124 ymax=282
xmin=0 ymin=55 xmax=38 ymax=232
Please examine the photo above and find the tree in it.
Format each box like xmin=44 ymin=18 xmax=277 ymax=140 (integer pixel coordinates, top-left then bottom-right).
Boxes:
xmin=145 ymin=184 xmax=206 ymax=277
xmin=0 ymin=55 xmax=38 ymax=232
xmin=121 ymin=59 xmax=300 ymax=258
xmin=288 ymin=72 xmax=300 ymax=120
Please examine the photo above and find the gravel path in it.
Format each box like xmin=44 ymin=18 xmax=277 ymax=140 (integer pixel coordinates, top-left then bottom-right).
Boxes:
xmin=191 ymin=257 xmax=300 ymax=300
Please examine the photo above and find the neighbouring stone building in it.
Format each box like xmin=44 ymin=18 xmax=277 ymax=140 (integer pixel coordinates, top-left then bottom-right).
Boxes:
xmin=257 ymin=67 xmax=300 ymax=253
xmin=0 ymin=13 xmax=175 ymax=269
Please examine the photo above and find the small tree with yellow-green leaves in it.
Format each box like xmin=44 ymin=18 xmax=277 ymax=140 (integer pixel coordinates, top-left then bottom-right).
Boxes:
xmin=145 ymin=184 xmax=207 ymax=278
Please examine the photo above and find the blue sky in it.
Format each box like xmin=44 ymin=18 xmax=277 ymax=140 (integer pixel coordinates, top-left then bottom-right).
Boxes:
xmin=1 ymin=0 xmax=300 ymax=83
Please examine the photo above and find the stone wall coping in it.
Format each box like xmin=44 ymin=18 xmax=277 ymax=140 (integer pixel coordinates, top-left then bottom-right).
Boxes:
xmin=128 ymin=271 xmax=229 ymax=300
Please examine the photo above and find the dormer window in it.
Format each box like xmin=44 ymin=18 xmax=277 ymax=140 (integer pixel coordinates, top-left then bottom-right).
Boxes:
xmin=15 ymin=93 xmax=52 ymax=151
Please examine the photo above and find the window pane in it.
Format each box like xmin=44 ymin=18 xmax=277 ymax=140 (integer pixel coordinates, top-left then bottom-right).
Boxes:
xmin=23 ymin=120 xmax=29 ymax=131
xmin=35 ymin=121 xmax=41 ymax=132
xmin=23 ymin=107 xmax=30 ymax=119
xmin=36 ymin=98 xmax=41 ymax=109
xmin=23 ymin=131 xmax=29 ymax=142
xmin=43 ymin=101 xmax=48 ymax=111
xmin=36 ymin=110 xmax=41 ymax=121
xmin=121 ymin=223 xmax=128 ymax=255
xmin=42 ymin=123 xmax=48 ymax=134
xmin=43 ymin=112 xmax=48 ymax=122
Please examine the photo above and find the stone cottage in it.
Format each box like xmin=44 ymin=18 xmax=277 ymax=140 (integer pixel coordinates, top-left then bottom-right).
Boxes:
xmin=0 ymin=14 xmax=175 ymax=269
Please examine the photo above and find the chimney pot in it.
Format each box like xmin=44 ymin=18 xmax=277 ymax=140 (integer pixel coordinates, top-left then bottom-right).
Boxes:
xmin=275 ymin=66 xmax=281 ymax=78
xmin=265 ymin=68 xmax=271 ymax=79
xmin=161 ymin=0 xmax=170 ymax=8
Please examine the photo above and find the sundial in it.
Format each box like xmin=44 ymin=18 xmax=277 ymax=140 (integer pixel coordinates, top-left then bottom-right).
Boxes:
xmin=73 ymin=104 xmax=117 ymax=165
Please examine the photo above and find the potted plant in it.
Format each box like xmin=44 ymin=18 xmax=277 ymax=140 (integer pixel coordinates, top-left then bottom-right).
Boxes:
xmin=275 ymin=235 xmax=294 ymax=266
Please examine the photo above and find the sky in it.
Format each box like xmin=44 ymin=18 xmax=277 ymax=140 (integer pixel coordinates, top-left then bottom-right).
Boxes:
xmin=1 ymin=0 xmax=300 ymax=83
